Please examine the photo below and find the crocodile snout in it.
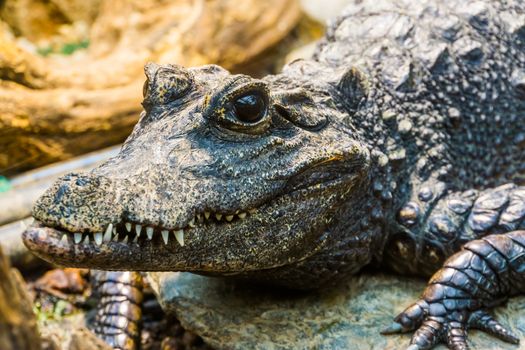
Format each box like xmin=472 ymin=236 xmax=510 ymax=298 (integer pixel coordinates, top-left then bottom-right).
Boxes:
xmin=32 ymin=172 xmax=122 ymax=233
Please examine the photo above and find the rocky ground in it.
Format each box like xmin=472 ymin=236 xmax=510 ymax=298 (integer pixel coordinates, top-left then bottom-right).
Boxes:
xmin=149 ymin=271 xmax=525 ymax=350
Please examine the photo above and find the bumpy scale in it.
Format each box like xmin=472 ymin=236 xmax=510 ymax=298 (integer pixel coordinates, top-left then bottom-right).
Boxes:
xmin=22 ymin=0 xmax=525 ymax=349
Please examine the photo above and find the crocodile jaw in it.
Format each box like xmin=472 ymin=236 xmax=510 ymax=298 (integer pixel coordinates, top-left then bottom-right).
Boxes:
xmin=23 ymin=173 xmax=360 ymax=273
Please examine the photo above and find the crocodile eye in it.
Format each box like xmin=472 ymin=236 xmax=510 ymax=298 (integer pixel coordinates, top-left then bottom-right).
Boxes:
xmin=233 ymin=92 xmax=267 ymax=123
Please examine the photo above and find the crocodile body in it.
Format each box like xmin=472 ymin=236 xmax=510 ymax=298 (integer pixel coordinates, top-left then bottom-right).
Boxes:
xmin=23 ymin=0 xmax=525 ymax=349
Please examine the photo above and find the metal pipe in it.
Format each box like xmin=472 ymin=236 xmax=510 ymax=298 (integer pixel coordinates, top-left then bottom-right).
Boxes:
xmin=0 ymin=145 xmax=120 ymax=226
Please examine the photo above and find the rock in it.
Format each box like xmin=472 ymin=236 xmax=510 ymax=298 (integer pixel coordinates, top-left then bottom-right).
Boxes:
xmin=149 ymin=272 xmax=525 ymax=350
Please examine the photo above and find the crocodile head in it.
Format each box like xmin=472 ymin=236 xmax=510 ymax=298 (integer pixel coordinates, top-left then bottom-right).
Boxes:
xmin=23 ymin=62 xmax=374 ymax=287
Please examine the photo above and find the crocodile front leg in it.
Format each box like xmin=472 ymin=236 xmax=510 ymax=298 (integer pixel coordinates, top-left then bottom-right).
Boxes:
xmin=386 ymin=184 xmax=525 ymax=277
xmin=90 ymin=271 xmax=144 ymax=350
xmin=383 ymin=231 xmax=525 ymax=349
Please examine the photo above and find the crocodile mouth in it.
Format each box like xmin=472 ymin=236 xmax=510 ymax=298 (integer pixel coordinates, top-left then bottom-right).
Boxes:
xmin=26 ymin=207 xmax=258 ymax=251
xmin=23 ymin=160 xmax=362 ymax=272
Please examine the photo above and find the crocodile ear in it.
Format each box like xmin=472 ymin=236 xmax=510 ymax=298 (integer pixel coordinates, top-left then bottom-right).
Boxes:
xmin=336 ymin=67 xmax=369 ymax=110
xmin=272 ymin=88 xmax=328 ymax=131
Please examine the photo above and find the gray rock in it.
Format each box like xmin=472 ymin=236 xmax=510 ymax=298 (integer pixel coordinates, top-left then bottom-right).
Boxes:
xmin=149 ymin=272 xmax=525 ymax=350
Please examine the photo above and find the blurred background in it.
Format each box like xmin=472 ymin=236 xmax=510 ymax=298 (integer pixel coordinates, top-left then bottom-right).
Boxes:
xmin=0 ymin=0 xmax=357 ymax=177
xmin=0 ymin=1 xmax=350 ymax=349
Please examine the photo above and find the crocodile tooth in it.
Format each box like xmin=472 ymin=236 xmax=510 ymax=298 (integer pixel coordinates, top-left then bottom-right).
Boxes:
xmin=204 ymin=211 xmax=210 ymax=220
xmin=83 ymin=235 xmax=90 ymax=244
xmin=60 ymin=234 xmax=68 ymax=244
xmin=174 ymin=229 xmax=184 ymax=246
xmin=188 ymin=218 xmax=195 ymax=228
xmin=161 ymin=230 xmax=169 ymax=245
xmin=105 ymin=223 xmax=113 ymax=238
xmin=125 ymin=222 xmax=132 ymax=232
xmin=112 ymin=227 xmax=117 ymax=235
xmin=248 ymin=209 xmax=256 ymax=214
xmin=215 ymin=213 xmax=222 ymax=221
xmin=94 ymin=232 xmax=103 ymax=246
xmin=133 ymin=235 xmax=139 ymax=243
xmin=225 ymin=215 xmax=234 ymax=222
xmin=74 ymin=233 xmax=83 ymax=244
xmin=135 ymin=224 xmax=142 ymax=237
xmin=103 ymin=225 xmax=113 ymax=242
xmin=196 ymin=214 xmax=203 ymax=222
xmin=238 ymin=212 xmax=246 ymax=219
xmin=122 ymin=235 xmax=129 ymax=243
xmin=146 ymin=227 xmax=154 ymax=240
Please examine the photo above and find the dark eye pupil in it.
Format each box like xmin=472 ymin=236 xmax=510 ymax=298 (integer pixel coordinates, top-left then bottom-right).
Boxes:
xmin=233 ymin=93 xmax=266 ymax=123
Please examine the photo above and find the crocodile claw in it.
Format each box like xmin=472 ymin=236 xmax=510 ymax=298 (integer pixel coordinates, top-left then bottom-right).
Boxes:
xmin=406 ymin=345 xmax=420 ymax=350
xmin=390 ymin=301 xmax=520 ymax=350
xmin=468 ymin=310 xmax=519 ymax=345
xmin=380 ymin=321 xmax=404 ymax=334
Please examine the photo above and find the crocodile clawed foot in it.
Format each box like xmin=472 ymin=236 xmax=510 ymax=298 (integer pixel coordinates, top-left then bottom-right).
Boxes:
xmin=385 ymin=300 xmax=519 ymax=350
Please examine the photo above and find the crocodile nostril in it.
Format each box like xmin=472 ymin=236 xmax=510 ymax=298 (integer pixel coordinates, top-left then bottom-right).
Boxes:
xmin=55 ymin=184 xmax=68 ymax=203
xmin=75 ymin=177 xmax=89 ymax=187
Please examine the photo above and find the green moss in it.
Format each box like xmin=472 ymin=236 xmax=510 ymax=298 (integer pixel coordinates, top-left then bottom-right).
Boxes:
xmin=60 ymin=39 xmax=90 ymax=55
xmin=0 ymin=176 xmax=11 ymax=193
xmin=37 ymin=39 xmax=90 ymax=57
xmin=34 ymin=299 xmax=74 ymax=323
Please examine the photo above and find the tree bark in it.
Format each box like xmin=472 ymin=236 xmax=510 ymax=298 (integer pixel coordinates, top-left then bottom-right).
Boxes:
xmin=0 ymin=0 xmax=301 ymax=175
xmin=0 ymin=245 xmax=41 ymax=350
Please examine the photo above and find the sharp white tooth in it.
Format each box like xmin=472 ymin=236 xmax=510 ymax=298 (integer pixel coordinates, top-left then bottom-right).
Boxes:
xmin=103 ymin=226 xmax=113 ymax=242
xmin=226 ymin=215 xmax=234 ymax=222
xmin=188 ymin=218 xmax=195 ymax=228
xmin=238 ymin=212 xmax=246 ymax=219
xmin=204 ymin=211 xmax=210 ymax=220
xmin=122 ymin=235 xmax=129 ymax=243
xmin=215 ymin=213 xmax=222 ymax=221
xmin=106 ymin=223 xmax=113 ymax=237
xmin=60 ymin=234 xmax=68 ymax=244
xmin=125 ymin=222 xmax=132 ymax=232
xmin=197 ymin=213 xmax=202 ymax=222
xmin=83 ymin=235 xmax=90 ymax=244
xmin=135 ymin=224 xmax=142 ymax=237
xmin=146 ymin=227 xmax=154 ymax=240
xmin=94 ymin=232 xmax=103 ymax=246
xmin=74 ymin=233 xmax=83 ymax=244
xmin=248 ymin=209 xmax=256 ymax=214
xmin=133 ymin=235 xmax=139 ymax=243
xmin=161 ymin=230 xmax=169 ymax=245
xmin=113 ymin=227 xmax=117 ymax=235
xmin=174 ymin=229 xmax=184 ymax=246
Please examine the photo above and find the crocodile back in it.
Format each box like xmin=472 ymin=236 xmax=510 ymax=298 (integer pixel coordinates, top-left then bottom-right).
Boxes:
xmin=314 ymin=0 xmax=525 ymax=189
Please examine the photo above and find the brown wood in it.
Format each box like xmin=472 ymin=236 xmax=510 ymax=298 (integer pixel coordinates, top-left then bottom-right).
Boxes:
xmin=0 ymin=0 xmax=301 ymax=175
xmin=0 ymin=245 xmax=41 ymax=350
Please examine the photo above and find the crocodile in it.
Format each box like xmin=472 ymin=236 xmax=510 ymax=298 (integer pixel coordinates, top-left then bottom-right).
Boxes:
xmin=22 ymin=0 xmax=525 ymax=349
